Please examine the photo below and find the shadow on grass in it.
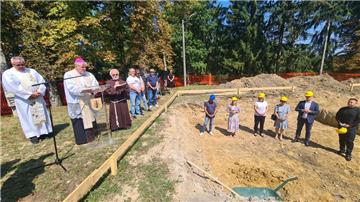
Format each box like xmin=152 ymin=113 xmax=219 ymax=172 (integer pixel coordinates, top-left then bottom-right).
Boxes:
xmin=1 ymin=153 xmax=53 ymax=202
xmin=53 ymin=123 xmax=70 ymax=136
xmin=1 ymin=159 xmax=20 ymax=178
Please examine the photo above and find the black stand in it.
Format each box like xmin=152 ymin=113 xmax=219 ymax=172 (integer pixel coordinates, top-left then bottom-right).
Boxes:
xmin=45 ymin=106 xmax=72 ymax=171
xmin=30 ymin=82 xmax=74 ymax=171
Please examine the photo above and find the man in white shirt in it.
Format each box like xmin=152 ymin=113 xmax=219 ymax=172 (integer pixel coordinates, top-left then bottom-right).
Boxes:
xmin=2 ymin=56 xmax=52 ymax=144
xmin=63 ymin=57 xmax=99 ymax=145
xmin=126 ymin=68 xmax=142 ymax=118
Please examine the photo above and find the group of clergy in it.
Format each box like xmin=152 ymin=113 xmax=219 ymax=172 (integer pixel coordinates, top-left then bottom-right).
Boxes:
xmin=2 ymin=56 xmax=132 ymax=146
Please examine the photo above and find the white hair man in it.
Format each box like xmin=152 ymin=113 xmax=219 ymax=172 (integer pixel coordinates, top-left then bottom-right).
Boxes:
xmin=2 ymin=56 xmax=53 ymax=144
xmin=63 ymin=57 xmax=99 ymax=145
xmin=105 ymin=68 xmax=131 ymax=131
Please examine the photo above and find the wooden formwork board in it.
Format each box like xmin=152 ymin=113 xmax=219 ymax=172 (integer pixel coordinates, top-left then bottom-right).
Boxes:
xmin=350 ymin=83 xmax=360 ymax=91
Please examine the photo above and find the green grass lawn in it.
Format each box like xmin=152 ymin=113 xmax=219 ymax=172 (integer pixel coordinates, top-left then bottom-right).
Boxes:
xmin=0 ymin=92 xmax=174 ymax=201
xmin=84 ymin=117 xmax=176 ymax=202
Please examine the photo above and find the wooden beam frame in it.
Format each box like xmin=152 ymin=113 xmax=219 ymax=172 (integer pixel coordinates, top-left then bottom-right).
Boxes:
xmin=350 ymin=83 xmax=360 ymax=92
xmin=63 ymin=85 xmax=295 ymax=202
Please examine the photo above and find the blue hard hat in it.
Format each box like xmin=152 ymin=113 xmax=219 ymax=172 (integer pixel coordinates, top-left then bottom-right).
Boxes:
xmin=209 ymin=94 xmax=216 ymax=100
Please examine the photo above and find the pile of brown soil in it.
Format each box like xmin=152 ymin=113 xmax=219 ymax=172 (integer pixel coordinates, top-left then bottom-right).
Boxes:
xmin=220 ymin=74 xmax=290 ymax=88
xmin=288 ymin=74 xmax=349 ymax=93
xmin=341 ymin=77 xmax=360 ymax=86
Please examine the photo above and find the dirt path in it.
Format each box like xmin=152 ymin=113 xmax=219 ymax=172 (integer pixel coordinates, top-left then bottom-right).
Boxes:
xmin=163 ymin=95 xmax=360 ymax=201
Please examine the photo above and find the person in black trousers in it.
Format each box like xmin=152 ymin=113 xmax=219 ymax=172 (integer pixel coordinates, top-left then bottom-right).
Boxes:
xmin=335 ymin=98 xmax=360 ymax=161
xmin=293 ymin=91 xmax=320 ymax=146
xmin=253 ymin=93 xmax=268 ymax=137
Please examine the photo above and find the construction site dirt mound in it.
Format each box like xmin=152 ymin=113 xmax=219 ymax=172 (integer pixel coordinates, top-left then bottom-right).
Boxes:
xmin=287 ymin=74 xmax=349 ymax=93
xmin=220 ymin=74 xmax=290 ymax=88
xmin=342 ymin=77 xmax=360 ymax=85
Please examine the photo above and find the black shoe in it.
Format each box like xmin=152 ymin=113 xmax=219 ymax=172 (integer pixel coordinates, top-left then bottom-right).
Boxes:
xmin=30 ymin=137 xmax=39 ymax=144
xmin=304 ymin=141 xmax=310 ymax=146
xmin=292 ymin=138 xmax=299 ymax=143
xmin=345 ymin=154 xmax=352 ymax=161
xmin=338 ymin=150 xmax=346 ymax=156
xmin=132 ymin=116 xmax=137 ymax=119
xmin=253 ymin=132 xmax=257 ymax=136
xmin=259 ymin=133 xmax=264 ymax=137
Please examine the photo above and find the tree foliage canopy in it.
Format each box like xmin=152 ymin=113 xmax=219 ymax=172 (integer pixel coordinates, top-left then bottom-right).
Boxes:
xmin=1 ymin=1 xmax=359 ymax=80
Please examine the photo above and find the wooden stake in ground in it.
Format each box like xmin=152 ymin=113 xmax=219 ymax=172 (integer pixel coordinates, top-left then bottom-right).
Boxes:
xmin=186 ymin=160 xmax=243 ymax=200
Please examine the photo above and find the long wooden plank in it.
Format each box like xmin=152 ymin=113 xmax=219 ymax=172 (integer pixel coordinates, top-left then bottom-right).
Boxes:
xmin=178 ymin=88 xmax=237 ymax=95
xmin=63 ymin=92 xmax=179 ymax=202
xmin=179 ymin=86 xmax=294 ymax=96
xmin=63 ymin=158 xmax=112 ymax=202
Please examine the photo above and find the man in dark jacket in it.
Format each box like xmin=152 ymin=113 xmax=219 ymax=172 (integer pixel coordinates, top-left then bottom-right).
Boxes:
xmin=335 ymin=98 xmax=360 ymax=161
xmin=293 ymin=91 xmax=320 ymax=146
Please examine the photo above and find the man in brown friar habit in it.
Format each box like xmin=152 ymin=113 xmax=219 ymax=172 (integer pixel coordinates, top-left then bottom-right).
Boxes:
xmin=106 ymin=69 xmax=132 ymax=131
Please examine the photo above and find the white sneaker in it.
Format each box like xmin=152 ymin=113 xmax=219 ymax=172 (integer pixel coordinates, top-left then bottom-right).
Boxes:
xmin=149 ymin=105 xmax=153 ymax=109
xmin=155 ymin=104 xmax=159 ymax=107
xmin=209 ymin=132 xmax=213 ymax=136
xmin=200 ymin=132 xmax=204 ymax=136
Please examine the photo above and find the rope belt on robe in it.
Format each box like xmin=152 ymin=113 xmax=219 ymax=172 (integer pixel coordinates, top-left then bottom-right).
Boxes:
xmin=110 ymin=98 xmax=127 ymax=128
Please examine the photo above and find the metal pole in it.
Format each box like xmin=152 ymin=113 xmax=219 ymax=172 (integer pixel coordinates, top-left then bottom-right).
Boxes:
xmin=182 ymin=19 xmax=187 ymax=87
xmin=320 ymin=20 xmax=331 ymax=75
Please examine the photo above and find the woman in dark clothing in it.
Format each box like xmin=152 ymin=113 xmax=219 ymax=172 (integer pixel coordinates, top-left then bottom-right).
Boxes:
xmin=167 ymin=69 xmax=175 ymax=89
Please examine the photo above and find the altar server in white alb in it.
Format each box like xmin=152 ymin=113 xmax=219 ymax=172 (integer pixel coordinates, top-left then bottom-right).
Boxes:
xmin=2 ymin=56 xmax=53 ymax=144
xmin=63 ymin=57 xmax=99 ymax=145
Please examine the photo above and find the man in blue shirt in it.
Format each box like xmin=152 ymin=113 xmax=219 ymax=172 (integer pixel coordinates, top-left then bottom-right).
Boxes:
xmin=200 ymin=95 xmax=217 ymax=136
xmin=147 ymin=68 xmax=159 ymax=109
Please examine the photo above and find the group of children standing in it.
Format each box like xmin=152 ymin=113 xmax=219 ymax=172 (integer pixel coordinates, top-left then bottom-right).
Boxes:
xmin=200 ymin=93 xmax=290 ymax=140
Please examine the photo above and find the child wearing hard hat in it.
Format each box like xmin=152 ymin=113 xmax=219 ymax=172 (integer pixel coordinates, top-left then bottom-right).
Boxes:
xmin=335 ymin=98 xmax=360 ymax=161
xmin=200 ymin=94 xmax=217 ymax=136
xmin=293 ymin=91 xmax=320 ymax=146
xmin=274 ymin=96 xmax=290 ymax=141
xmin=253 ymin=93 xmax=268 ymax=137
xmin=227 ymin=96 xmax=240 ymax=137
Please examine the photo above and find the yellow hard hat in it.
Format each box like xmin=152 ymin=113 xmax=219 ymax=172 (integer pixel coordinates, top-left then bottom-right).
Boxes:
xmin=305 ymin=91 xmax=314 ymax=97
xmin=231 ymin=96 xmax=238 ymax=101
xmin=280 ymin=96 xmax=288 ymax=102
xmin=336 ymin=127 xmax=348 ymax=135
xmin=258 ymin=93 xmax=266 ymax=98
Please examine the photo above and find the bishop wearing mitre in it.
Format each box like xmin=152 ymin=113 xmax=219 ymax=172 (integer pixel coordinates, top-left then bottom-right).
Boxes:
xmin=63 ymin=57 xmax=99 ymax=145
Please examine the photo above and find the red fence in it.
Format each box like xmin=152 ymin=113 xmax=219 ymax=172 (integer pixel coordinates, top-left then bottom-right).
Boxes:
xmin=1 ymin=86 xmax=13 ymax=116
